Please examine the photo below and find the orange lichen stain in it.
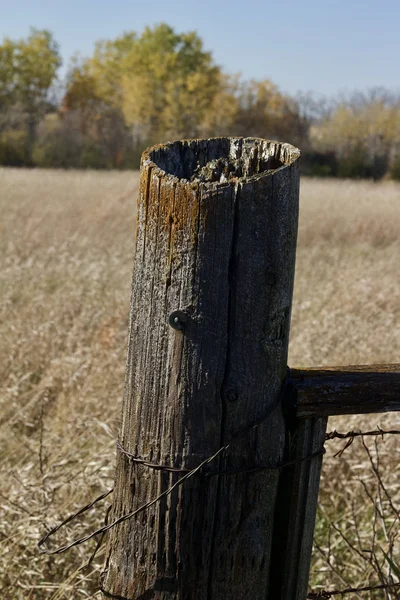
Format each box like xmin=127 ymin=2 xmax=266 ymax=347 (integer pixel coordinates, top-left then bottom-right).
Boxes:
xmin=165 ymin=181 xmax=200 ymax=243
xmin=142 ymin=172 xmax=162 ymax=232
xmin=139 ymin=164 xmax=152 ymax=213
xmin=138 ymin=167 xmax=203 ymax=277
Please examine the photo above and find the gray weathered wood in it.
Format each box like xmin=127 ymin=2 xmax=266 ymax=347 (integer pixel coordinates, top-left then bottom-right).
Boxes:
xmin=292 ymin=364 xmax=400 ymax=418
xmin=272 ymin=414 xmax=328 ymax=600
xmin=102 ymin=137 xmax=300 ymax=599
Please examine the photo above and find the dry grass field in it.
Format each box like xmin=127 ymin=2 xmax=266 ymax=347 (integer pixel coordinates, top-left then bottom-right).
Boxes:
xmin=0 ymin=168 xmax=399 ymax=598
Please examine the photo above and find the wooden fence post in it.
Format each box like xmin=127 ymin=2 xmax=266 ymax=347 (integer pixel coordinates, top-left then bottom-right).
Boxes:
xmin=102 ymin=137 xmax=302 ymax=599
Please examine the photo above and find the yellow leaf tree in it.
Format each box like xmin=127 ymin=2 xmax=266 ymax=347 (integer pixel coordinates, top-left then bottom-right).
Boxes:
xmin=65 ymin=24 xmax=223 ymax=145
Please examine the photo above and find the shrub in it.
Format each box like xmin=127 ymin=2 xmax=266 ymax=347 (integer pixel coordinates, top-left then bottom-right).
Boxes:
xmin=390 ymin=153 xmax=400 ymax=180
xmin=32 ymin=122 xmax=138 ymax=170
xmin=78 ymin=141 xmax=109 ymax=169
xmin=118 ymin=142 xmax=149 ymax=170
xmin=301 ymin=151 xmax=338 ymax=177
xmin=32 ymin=127 xmax=83 ymax=168
xmin=337 ymin=145 xmax=370 ymax=179
xmin=337 ymin=146 xmax=389 ymax=180
xmin=0 ymin=130 xmax=32 ymax=166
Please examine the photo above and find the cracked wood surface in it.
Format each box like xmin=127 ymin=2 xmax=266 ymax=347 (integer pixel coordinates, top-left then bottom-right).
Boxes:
xmin=102 ymin=138 xmax=300 ymax=600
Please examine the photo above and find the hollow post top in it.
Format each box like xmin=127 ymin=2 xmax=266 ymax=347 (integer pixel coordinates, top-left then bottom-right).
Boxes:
xmin=141 ymin=137 xmax=300 ymax=188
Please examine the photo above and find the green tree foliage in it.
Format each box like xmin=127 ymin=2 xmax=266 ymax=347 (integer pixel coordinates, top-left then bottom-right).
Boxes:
xmin=0 ymin=39 xmax=15 ymax=112
xmin=0 ymin=29 xmax=61 ymax=147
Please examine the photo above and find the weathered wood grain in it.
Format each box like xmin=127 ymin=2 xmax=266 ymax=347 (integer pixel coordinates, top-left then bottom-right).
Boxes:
xmin=292 ymin=364 xmax=400 ymax=418
xmin=102 ymin=137 xmax=300 ymax=600
xmin=272 ymin=415 xmax=328 ymax=600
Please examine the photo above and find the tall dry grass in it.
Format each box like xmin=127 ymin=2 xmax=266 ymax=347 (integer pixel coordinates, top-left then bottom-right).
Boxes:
xmin=0 ymin=169 xmax=399 ymax=598
xmin=291 ymin=179 xmax=400 ymax=598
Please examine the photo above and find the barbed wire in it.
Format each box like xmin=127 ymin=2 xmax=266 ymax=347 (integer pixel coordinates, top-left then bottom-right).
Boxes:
xmin=38 ymin=488 xmax=113 ymax=552
xmin=307 ymin=580 xmax=400 ymax=598
xmin=326 ymin=427 xmax=400 ymax=441
xmin=37 ymin=377 xmax=400 ymax=597
xmin=41 ymin=372 xmax=357 ymax=556
xmin=38 ymin=423 xmax=400 ymax=556
xmin=325 ymin=427 xmax=400 ymax=457
xmin=38 ymin=373 xmax=290 ymax=555
xmin=38 ymin=447 xmax=327 ymax=556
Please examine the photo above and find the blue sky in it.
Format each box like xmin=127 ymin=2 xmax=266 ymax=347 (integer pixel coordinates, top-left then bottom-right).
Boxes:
xmin=1 ymin=0 xmax=399 ymax=97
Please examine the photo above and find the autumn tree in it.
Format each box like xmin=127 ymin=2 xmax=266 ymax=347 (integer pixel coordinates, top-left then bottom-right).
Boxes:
xmin=199 ymin=73 xmax=241 ymax=137
xmin=62 ymin=24 xmax=317 ymax=167
xmin=231 ymin=79 xmax=302 ymax=143
xmin=310 ymin=89 xmax=400 ymax=179
xmin=61 ymin=56 xmax=131 ymax=167
xmin=63 ymin=24 xmax=222 ymax=145
xmin=3 ymin=23 xmax=397 ymax=177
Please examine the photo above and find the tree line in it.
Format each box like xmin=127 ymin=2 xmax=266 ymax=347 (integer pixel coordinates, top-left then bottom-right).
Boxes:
xmin=1 ymin=24 xmax=400 ymax=179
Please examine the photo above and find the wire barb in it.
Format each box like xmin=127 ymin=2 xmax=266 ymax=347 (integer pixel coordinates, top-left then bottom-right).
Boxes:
xmin=326 ymin=427 xmax=400 ymax=441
